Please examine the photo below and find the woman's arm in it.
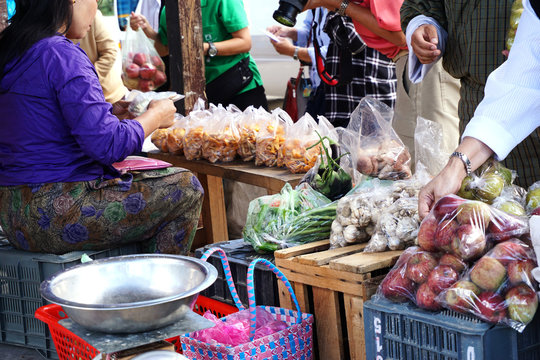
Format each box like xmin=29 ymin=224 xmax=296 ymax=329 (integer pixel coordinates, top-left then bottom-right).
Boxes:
xmin=202 ymin=27 xmax=252 ymax=56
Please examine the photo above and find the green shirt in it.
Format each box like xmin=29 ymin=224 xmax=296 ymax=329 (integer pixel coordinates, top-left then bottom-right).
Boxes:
xmin=401 ymin=0 xmax=513 ymax=125
xmin=158 ymin=0 xmax=263 ymax=94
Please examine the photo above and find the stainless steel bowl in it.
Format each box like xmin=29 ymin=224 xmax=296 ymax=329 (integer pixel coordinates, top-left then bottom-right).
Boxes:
xmin=40 ymin=254 xmax=217 ymax=334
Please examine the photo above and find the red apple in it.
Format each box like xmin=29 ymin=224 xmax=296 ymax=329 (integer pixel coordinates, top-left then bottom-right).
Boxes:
xmin=154 ymin=70 xmax=167 ymax=87
xmin=505 ymin=283 xmax=539 ymax=324
xmin=453 ymin=224 xmax=486 ymax=261
xmin=532 ymin=207 xmax=540 ymax=216
xmin=406 ymin=251 xmax=438 ymax=284
xmin=416 ymin=283 xmax=442 ymax=310
xmin=132 ymin=52 xmax=147 ymax=66
xmin=139 ymin=63 xmax=157 ymax=80
xmin=444 ymin=280 xmax=480 ymax=312
xmin=417 ymin=215 xmax=439 ymax=252
xmin=427 ymin=265 xmax=459 ymax=294
xmin=507 ymin=259 xmax=536 ymax=286
xmin=138 ymin=79 xmax=155 ymax=92
xmin=491 ymin=241 xmax=529 ymax=266
xmin=151 ymin=55 xmax=165 ymax=69
xmin=456 ymin=201 xmax=491 ymax=228
xmin=470 ymin=257 xmax=507 ymax=291
xmin=380 ymin=269 xmax=415 ymax=303
xmin=487 ymin=214 xmax=528 ymax=242
xmin=439 ymin=253 xmax=466 ymax=273
xmin=474 ymin=291 xmax=507 ymax=323
xmin=433 ymin=195 xmax=466 ymax=220
xmin=435 ymin=219 xmax=459 ymax=251
xmin=125 ymin=63 xmax=140 ymax=79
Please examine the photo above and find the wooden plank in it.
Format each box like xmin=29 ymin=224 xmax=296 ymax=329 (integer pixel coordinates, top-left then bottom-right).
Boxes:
xmin=297 ymin=243 xmax=366 ymax=266
xmin=292 ymin=283 xmax=310 ymax=314
xmin=276 ymin=265 xmax=366 ymax=297
xmin=277 ymin=281 xmax=293 ymax=311
xmin=147 ymin=153 xmax=302 ymax=193
xmin=312 ymin=287 xmax=344 ymax=360
xmin=166 ymin=0 xmax=205 ymax=114
xmin=0 ymin=0 xmax=6 ymax=33
xmin=198 ymin=174 xmax=228 ymax=243
xmin=343 ymin=294 xmax=365 ymax=360
xmin=274 ymin=240 xmax=330 ymax=259
xmin=329 ymin=250 xmax=402 ymax=274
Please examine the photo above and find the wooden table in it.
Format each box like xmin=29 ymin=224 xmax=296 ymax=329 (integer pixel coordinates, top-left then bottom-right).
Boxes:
xmin=147 ymin=152 xmax=303 ymax=247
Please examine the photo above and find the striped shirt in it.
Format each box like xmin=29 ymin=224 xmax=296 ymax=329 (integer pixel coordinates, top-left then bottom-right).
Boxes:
xmin=323 ymin=13 xmax=397 ymax=128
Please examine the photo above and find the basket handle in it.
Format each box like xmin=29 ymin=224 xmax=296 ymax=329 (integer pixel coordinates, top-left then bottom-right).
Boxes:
xmin=247 ymin=258 xmax=302 ymax=341
xmin=200 ymin=247 xmax=245 ymax=310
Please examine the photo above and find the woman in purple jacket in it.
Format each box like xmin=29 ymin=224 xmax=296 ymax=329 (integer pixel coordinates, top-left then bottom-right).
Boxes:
xmin=0 ymin=0 xmax=203 ymax=254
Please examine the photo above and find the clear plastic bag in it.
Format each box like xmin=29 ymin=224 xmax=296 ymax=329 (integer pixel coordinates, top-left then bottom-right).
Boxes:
xmin=417 ymin=194 xmax=529 ymax=259
xmin=150 ymin=113 xmax=187 ymax=154
xmin=348 ymin=98 xmax=412 ymax=180
xmin=121 ymin=24 xmax=167 ymax=91
xmin=526 ymin=181 xmax=540 ymax=214
xmin=202 ymin=104 xmax=241 ymax=163
xmin=254 ymin=109 xmax=293 ymax=167
xmin=414 ymin=117 xmax=448 ymax=176
xmin=125 ymin=90 xmax=184 ymax=117
xmin=279 ymin=113 xmax=320 ymax=174
xmin=237 ymin=106 xmax=272 ymax=162
xmin=182 ymin=99 xmax=211 ymax=161
xmin=375 ymin=246 xmax=466 ymax=311
xmin=438 ymin=238 xmax=538 ymax=332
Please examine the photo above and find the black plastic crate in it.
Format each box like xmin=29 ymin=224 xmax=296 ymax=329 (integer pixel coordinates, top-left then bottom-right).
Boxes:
xmin=0 ymin=238 xmax=141 ymax=359
xmin=194 ymin=240 xmax=279 ymax=308
xmin=364 ymin=297 xmax=540 ymax=360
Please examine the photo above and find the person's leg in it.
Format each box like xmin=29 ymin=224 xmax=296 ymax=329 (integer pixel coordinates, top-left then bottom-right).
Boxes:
xmin=0 ymin=168 xmax=203 ymax=254
xmin=228 ymin=85 xmax=269 ymax=111
xmin=305 ymin=85 xmax=327 ymax=119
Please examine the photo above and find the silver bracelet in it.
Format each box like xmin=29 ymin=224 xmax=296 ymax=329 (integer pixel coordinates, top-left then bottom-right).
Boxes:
xmin=451 ymin=151 xmax=472 ymax=176
xmin=337 ymin=0 xmax=349 ymax=16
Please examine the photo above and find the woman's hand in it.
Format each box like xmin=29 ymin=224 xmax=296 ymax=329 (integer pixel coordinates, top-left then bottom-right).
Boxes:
xmin=147 ymin=99 xmax=176 ymax=128
xmin=112 ymin=100 xmax=132 ymax=120
xmin=411 ymin=24 xmax=441 ymax=64
xmin=130 ymin=12 xmax=149 ymax=31
xmin=270 ymin=37 xmax=295 ymax=56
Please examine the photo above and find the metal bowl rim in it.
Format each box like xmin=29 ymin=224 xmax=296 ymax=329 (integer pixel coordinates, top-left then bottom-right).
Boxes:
xmin=40 ymin=254 xmax=218 ymax=310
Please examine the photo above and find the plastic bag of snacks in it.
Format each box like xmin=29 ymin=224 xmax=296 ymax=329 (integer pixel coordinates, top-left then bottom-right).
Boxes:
xmin=255 ymin=109 xmax=293 ymax=167
xmin=376 ymin=246 xmax=467 ymax=311
xmin=438 ymin=238 xmax=537 ymax=332
xmin=150 ymin=114 xmax=187 ymax=154
xmin=457 ymin=159 xmax=516 ymax=204
xmin=347 ymin=98 xmax=411 ymax=180
xmin=202 ymin=105 xmax=241 ymax=163
xmin=126 ymin=90 xmax=184 ymax=117
xmin=121 ymin=25 xmax=167 ymax=91
xmin=279 ymin=113 xmax=320 ymax=174
xmin=417 ymin=194 xmax=529 ymax=259
xmin=183 ymin=100 xmax=211 ymax=161
xmin=237 ymin=107 xmax=272 ymax=162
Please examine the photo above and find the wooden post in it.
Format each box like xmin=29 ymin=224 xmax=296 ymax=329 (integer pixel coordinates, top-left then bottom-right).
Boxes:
xmin=0 ymin=0 xmax=8 ymax=33
xmin=166 ymin=0 xmax=206 ymax=115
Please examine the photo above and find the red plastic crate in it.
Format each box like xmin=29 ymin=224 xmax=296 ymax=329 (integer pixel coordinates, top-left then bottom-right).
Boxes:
xmin=34 ymin=295 xmax=238 ymax=359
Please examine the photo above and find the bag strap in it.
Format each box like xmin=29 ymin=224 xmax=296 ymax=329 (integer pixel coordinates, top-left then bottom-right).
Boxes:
xmin=200 ymin=248 xmax=246 ymax=310
xmin=247 ymin=258 xmax=302 ymax=341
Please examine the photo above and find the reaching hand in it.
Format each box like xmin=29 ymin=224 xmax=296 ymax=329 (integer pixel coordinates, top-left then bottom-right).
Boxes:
xmin=411 ymin=24 xmax=441 ymax=64
xmin=130 ymin=12 xmax=149 ymax=31
xmin=147 ymin=99 xmax=176 ymax=128
xmin=112 ymin=100 xmax=132 ymax=120
xmin=270 ymin=37 xmax=295 ymax=56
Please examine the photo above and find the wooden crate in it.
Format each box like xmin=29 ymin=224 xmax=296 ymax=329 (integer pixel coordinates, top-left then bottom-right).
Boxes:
xmin=275 ymin=240 xmax=402 ymax=360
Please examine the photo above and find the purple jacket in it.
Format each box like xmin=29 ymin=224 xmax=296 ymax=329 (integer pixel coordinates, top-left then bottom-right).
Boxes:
xmin=0 ymin=35 xmax=144 ymax=185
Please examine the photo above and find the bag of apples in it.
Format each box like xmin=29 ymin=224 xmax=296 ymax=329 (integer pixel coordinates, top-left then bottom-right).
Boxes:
xmin=377 ymin=246 xmax=467 ymax=311
xmin=121 ymin=24 xmax=167 ymax=92
xmin=438 ymin=238 xmax=538 ymax=332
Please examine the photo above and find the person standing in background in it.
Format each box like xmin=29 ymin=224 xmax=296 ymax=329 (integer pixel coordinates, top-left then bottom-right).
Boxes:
xmin=401 ymin=0 xmax=540 ymax=187
xmin=267 ymin=8 xmax=331 ymax=118
xmin=69 ymin=10 xmax=128 ymax=106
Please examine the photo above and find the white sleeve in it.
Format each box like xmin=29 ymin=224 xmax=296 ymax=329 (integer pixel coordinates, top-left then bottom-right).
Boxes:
xmin=405 ymin=15 xmax=447 ymax=83
xmin=462 ymin=0 xmax=540 ymax=160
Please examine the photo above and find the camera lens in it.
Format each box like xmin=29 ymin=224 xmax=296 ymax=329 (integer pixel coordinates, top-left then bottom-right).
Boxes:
xmin=273 ymin=5 xmax=299 ymax=27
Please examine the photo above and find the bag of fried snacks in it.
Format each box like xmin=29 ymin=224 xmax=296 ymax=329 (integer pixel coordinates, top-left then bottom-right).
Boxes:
xmin=255 ymin=109 xmax=293 ymax=167
xmin=238 ymin=106 xmax=272 ymax=162
xmin=202 ymin=105 xmax=241 ymax=163
xmin=182 ymin=100 xmax=211 ymax=161
xmin=279 ymin=113 xmax=320 ymax=174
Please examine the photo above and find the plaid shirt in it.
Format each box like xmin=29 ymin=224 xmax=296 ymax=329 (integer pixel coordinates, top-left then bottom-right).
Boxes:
xmin=402 ymin=0 xmax=539 ymax=187
xmin=323 ymin=13 xmax=396 ymax=128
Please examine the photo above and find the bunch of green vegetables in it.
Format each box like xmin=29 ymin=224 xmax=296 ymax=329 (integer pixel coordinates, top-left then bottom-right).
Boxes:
xmin=306 ymin=132 xmax=352 ymax=201
xmin=243 ymin=183 xmax=336 ymax=253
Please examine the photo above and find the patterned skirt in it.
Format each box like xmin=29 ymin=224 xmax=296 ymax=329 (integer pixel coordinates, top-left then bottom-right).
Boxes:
xmin=0 ymin=167 xmax=204 ymax=255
